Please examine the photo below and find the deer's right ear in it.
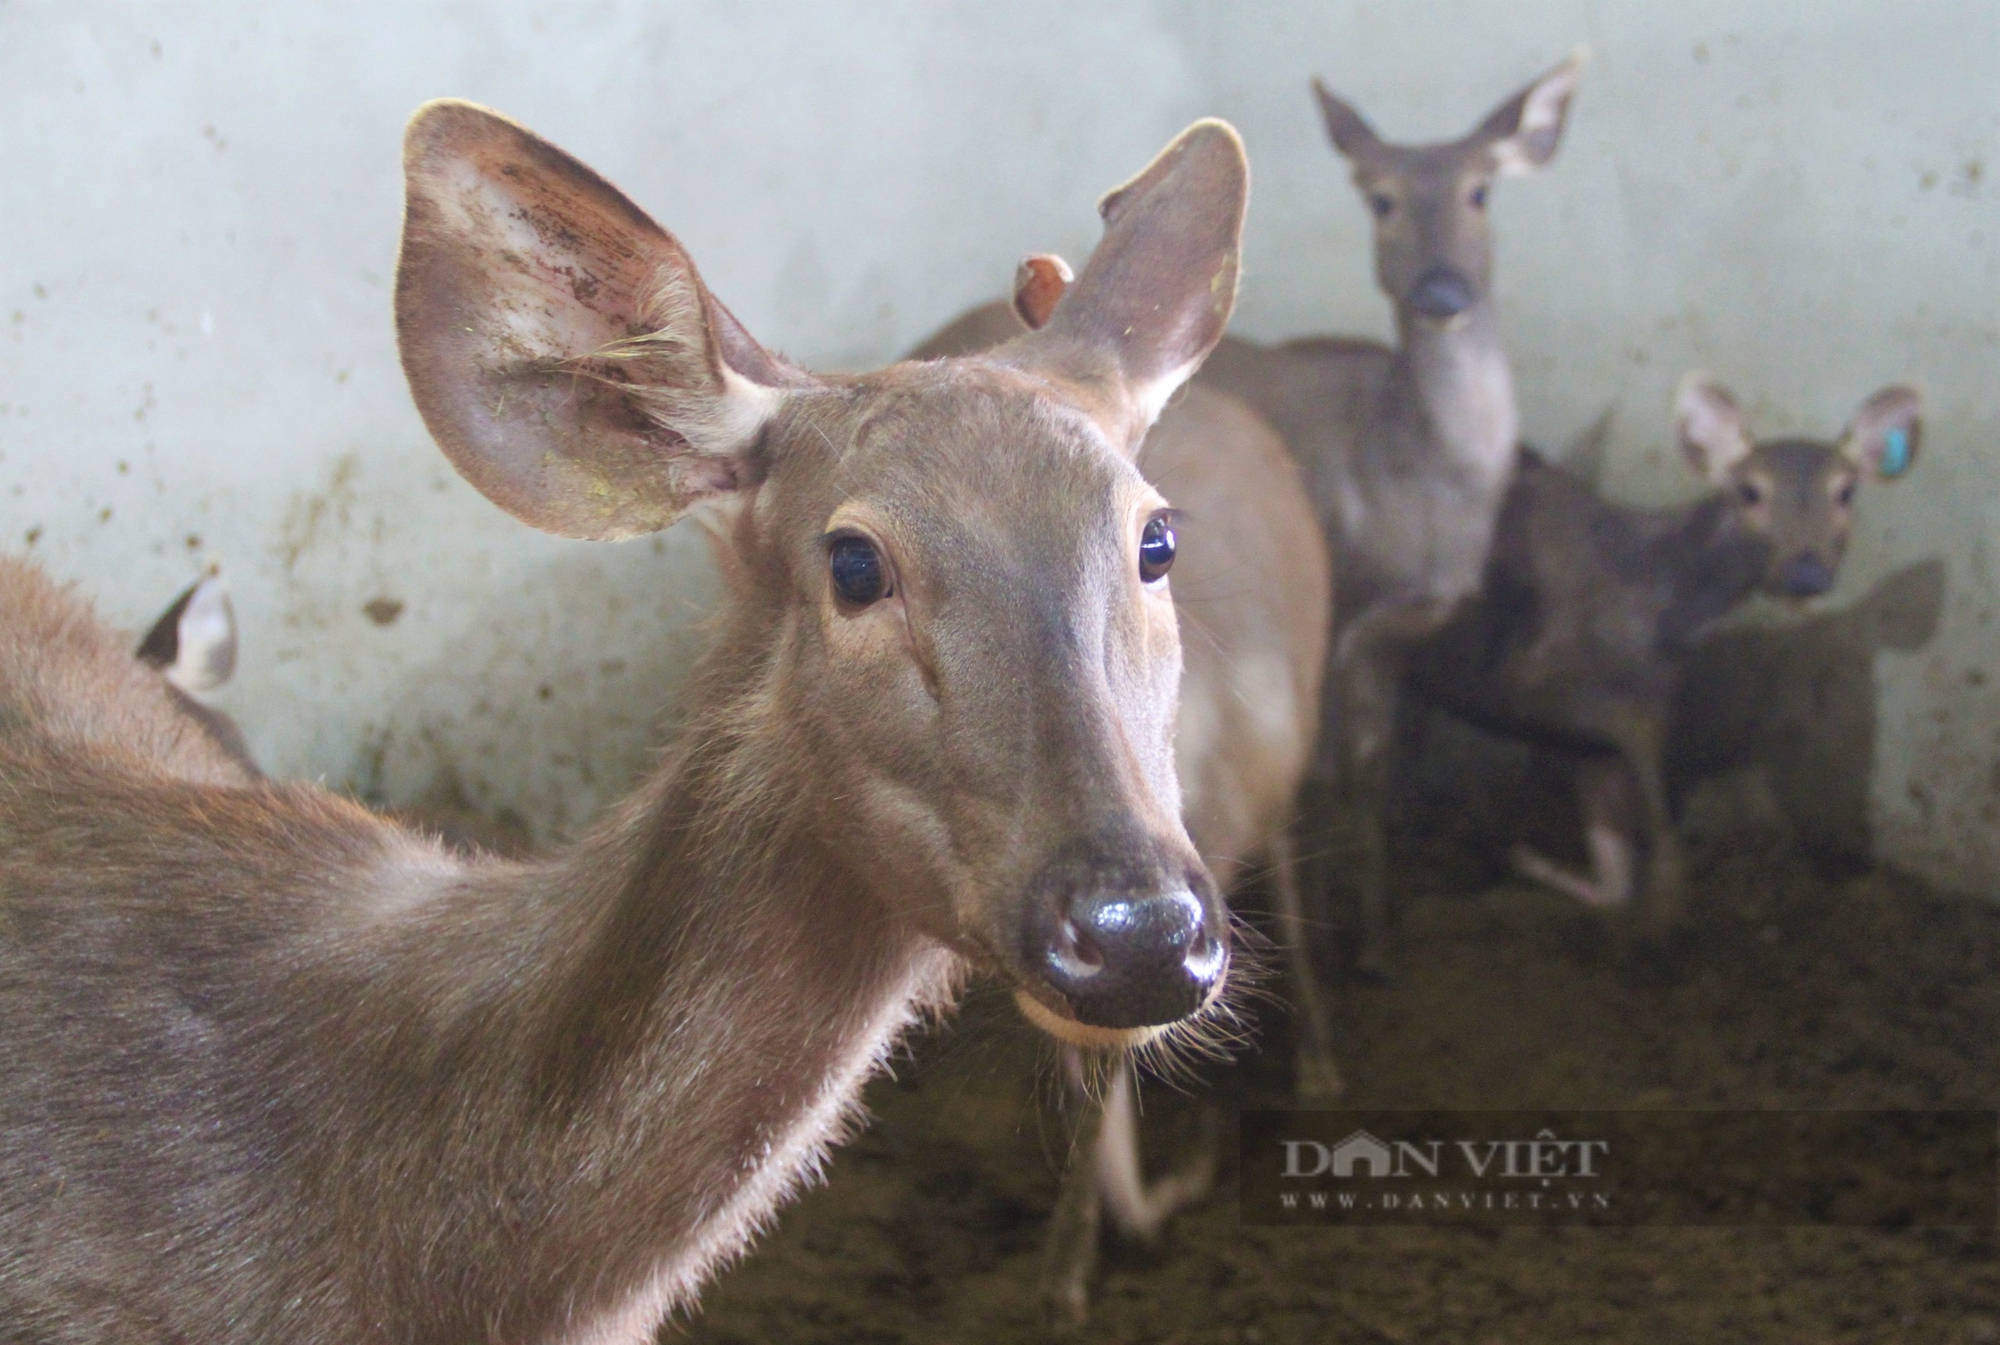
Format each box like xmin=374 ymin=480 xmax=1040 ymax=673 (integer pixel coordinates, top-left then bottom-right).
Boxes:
xmin=1674 ymin=374 xmax=1753 ymax=483
xmin=1004 ymin=120 xmax=1247 ymax=450
xmin=396 ymin=100 xmax=805 ymax=541
xmin=1311 ymin=79 xmax=1380 ymax=162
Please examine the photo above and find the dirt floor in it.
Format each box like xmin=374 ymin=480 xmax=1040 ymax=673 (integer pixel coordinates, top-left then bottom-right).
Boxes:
xmin=674 ymin=821 xmax=2000 ymax=1345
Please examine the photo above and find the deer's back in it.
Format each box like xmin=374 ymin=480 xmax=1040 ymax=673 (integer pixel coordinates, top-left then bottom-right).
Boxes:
xmin=1406 ymin=455 xmax=1688 ymax=754
xmin=0 ymin=559 xmax=476 ymax=1340
xmin=1197 ymin=334 xmax=1390 ymax=533
xmin=1143 ymin=386 xmax=1329 ymax=888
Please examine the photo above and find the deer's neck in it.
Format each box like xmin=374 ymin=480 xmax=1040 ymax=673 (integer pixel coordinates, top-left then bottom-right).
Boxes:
xmin=1653 ymin=493 xmax=1773 ymax=654
xmin=1385 ymin=302 xmax=1518 ymax=482
xmin=310 ymin=643 xmax=960 ymax=1343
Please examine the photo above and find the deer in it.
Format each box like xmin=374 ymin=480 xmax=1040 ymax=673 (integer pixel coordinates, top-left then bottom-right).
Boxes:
xmin=0 ymin=101 xmax=1255 ymax=1344
xmin=909 ymin=251 xmax=1332 ymax=1324
xmin=1403 ymin=376 xmax=1922 ymax=940
xmin=1198 ymin=52 xmax=1583 ymax=979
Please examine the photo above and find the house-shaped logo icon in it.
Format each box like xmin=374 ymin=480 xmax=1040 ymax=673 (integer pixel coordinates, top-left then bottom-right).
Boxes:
xmin=1330 ymin=1129 xmax=1395 ymax=1178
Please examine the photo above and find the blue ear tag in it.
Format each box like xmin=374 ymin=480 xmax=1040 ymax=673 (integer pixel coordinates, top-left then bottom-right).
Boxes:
xmin=1879 ymin=425 xmax=1912 ymax=478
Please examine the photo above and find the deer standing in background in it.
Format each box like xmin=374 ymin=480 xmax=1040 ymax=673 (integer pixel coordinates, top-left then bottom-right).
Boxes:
xmin=1405 ymin=377 xmax=1922 ymax=937
xmin=910 ymin=249 xmax=1331 ymax=1323
xmin=1201 ymin=53 xmax=1582 ymax=978
xmin=0 ymin=102 xmax=1252 ymax=1343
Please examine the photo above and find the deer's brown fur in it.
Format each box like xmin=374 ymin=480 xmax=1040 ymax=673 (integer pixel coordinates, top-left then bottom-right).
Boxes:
xmin=0 ymin=102 xmax=1251 ymax=1343
xmin=1198 ymin=53 xmax=1582 ymax=976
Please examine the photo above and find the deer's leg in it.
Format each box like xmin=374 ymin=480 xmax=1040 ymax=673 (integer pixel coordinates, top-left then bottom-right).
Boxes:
xmin=1600 ymin=712 xmax=1682 ymax=944
xmin=1093 ymin=1053 xmax=1217 ymax=1240
xmin=1330 ymin=599 xmax=1452 ymax=981
xmin=1269 ymin=826 xmax=1343 ymax=1102
xmin=1330 ymin=639 xmax=1398 ymax=981
xmin=1512 ymin=756 xmax=1637 ymax=908
xmin=1042 ymin=1048 xmax=1104 ymax=1330
xmin=1042 ymin=1052 xmax=1219 ymax=1329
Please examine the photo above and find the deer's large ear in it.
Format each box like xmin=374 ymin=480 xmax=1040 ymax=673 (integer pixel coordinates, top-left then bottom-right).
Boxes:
xmin=1477 ymin=49 xmax=1584 ymax=176
xmin=396 ymin=100 xmax=806 ymax=540
xmin=1844 ymin=384 xmax=1922 ymax=481
xmin=1674 ymin=374 xmax=1753 ymax=483
xmin=1003 ymin=120 xmax=1247 ymax=451
xmin=1311 ymin=79 xmax=1381 ymax=163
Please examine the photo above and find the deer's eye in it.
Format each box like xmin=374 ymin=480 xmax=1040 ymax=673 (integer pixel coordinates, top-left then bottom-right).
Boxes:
xmin=828 ymin=534 xmax=889 ymax=607
xmin=1833 ymin=478 xmax=1857 ymax=508
xmin=1139 ymin=515 xmax=1177 ymax=584
xmin=1736 ymin=479 xmax=1766 ymax=506
xmin=1368 ymin=192 xmax=1396 ymax=220
xmin=1469 ymin=183 xmax=1490 ymax=209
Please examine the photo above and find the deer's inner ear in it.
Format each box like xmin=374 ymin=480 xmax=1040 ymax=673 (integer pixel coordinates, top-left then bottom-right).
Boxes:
xmin=396 ymin=99 xmax=799 ymax=541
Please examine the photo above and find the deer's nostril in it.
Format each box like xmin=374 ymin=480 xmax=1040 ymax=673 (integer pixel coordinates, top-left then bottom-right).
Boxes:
xmin=1052 ymin=917 xmax=1105 ymax=980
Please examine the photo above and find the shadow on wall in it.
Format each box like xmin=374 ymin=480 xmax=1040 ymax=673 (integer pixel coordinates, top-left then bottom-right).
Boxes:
xmin=1389 ymin=557 xmax=1947 ymax=884
xmin=1666 ymin=556 xmax=1948 ymax=870
xmin=344 ymin=535 xmax=726 ymax=849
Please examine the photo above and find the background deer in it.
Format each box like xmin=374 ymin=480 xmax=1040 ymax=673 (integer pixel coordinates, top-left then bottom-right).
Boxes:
xmin=910 ymin=250 xmax=1332 ymax=1324
xmin=1199 ymin=53 xmax=1582 ymax=979
xmin=1404 ymin=376 xmax=1922 ymax=938
xmin=130 ymin=570 xmax=261 ymax=776
xmin=0 ymin=102 xmax=1251 ymax=1343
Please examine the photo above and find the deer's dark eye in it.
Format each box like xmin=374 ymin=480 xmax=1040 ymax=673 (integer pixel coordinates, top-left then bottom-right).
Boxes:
xmin=1368 ymin=192 xmax=1396 ymax=220
xmin=1833 ymin=478 xmax=1857 ymax=507
xmin=1139 ymin=515 xmax=1177 ymax=584
xmin=1469 ymin=183 xmax=1490 ymax=209
xmin=1736 ymin=479 xmax=1766 ymax=506
xmin=828 ymin=534 xmax=889 ymax=607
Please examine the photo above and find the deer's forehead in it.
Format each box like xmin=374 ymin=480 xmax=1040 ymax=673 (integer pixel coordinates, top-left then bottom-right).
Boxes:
xmin=1365 ymin=143 xmax=1487 ymax=188
xmin=1748 ymin=438 xmax=1845 ymax=483
xmin=775 ymin=376 xmax=1138 ymax=530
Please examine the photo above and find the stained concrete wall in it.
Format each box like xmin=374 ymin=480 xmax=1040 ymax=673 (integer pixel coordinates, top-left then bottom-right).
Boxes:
xmin=3 ymin=2 xmax=1996 ymax=887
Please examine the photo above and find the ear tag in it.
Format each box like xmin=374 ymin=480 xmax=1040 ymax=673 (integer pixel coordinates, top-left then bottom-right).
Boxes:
xmin=1880 ymin=425 xmax=1912 ymax=478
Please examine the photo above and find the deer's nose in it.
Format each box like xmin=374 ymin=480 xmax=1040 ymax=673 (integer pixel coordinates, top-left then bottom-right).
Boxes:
xmin=1032 ymin=880 xmax=1225 ymax=1029
xmin=1780 ymin=553 xmax=1836 ymax=597
xmin=1046 ymin=887 xmax=1223 ymax=1028
xmin=1405 ymin=264 xmax=1477 ymax=320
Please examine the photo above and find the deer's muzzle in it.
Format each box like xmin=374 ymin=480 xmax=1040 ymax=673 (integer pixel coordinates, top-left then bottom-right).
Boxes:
xmin=1405 ymin=264 xmax=1478 ymax=321
xmin=1018 ymin=828 xmax=1226 ymax=1032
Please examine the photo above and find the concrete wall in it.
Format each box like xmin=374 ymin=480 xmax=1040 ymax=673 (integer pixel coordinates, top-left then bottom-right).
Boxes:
xmin=3 ymin=3 xmax=1996 ymax=886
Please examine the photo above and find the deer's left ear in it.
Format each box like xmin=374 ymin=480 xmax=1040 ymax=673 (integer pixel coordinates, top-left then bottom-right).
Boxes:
xmin=1478 ymin=49 xmax=1585 ymax=176
xmin=1003 ymin=119 xmax=1247 ymax=453
xmin=1845 ymin=385 xmax=1922 ymax=481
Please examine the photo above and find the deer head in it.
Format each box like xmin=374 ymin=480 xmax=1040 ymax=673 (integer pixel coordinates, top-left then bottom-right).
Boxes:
xmin=1313 ymin=51 xmax=1582 ymax=326
xmin=1675 ymin=375 xmax=1923 ymax=599
xmin=395 ymin=102 xmax=1249 ymax=1045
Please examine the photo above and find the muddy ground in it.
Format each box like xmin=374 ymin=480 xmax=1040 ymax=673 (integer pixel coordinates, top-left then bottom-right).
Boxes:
xmin=675 ymin=813 xmax=2000 ymax=1345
